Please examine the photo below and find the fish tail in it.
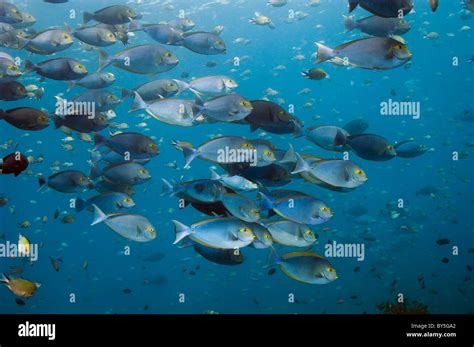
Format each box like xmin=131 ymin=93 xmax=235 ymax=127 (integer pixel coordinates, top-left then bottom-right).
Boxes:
xmin=266 ymin=247 xmax=283 ymax=268
xmin=348 ymin=0 xmax=360 ymax=13
xmin=37 ymin=176 xmax=47 ymax=192
xmin=333 ymin=129 xmax=347 ymax=147
xmin=292 ymin=121 xmax=305 ymax=138
xmin=98 ymin=49 xmax=112 ymax=71
xmin=209 ymin=168 xmax=221 ymax=180
xmin=182 ymin=146 xmax=199 ymax=168
xmin=314 ymin=43 xmax=335 ymax=64
xmin=89 ymin=163 xmax=102 ymax=180
xmin=172 ymin=220 xmax=192 ymax=244
xmin=128 ymin=20 xmax=142 ymax=32
xmin=53 ymin=115 xmax=63 ymax=129
xmin=93 ymin=133 xmax=107 ymax=150
xmin=300 ymin=70 xmax=309 ymax=78
xmin=66 ymin=80 xmax=76 ymax=92
xmin=161 ymin=178 xmax=176 ymax=196
xmin=75 ymin=198 xmax=88 ymax=212
xmin=174 ymin=80 xmax=190 ymax=95
xmin=24 ymin=60 xmax=36 ymax=74
xmin=343 ymin=15 xmax=357 ymax=33
xmin=280 ymin=144 xmax=297 ymax=164
xmin=83 ymin=11 xmax=94 ymax=24
xmin=291 ymin=153 xmax=311 ymax=174
xmin=0 ymin=273 xmax=9 ymax=284
xmin=91 ymin=204 xmax=108 ymax=226
xmin=16 ymin=36 xmax=30 ymax=50
xmin=129 ymin=92 xmax=147 ymax=113
xmin=258 ymin=191 xmax=274 ymax=211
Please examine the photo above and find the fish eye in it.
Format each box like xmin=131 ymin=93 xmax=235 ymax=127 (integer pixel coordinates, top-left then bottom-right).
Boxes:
xmin=239 ymin=227 xmax=251 ymax=233
xmin=165 ymin=52 xmax=172 ymax=57
xmin=354 ymin=169 xmax=363 ymax=175
xmin=264 ymin=234 xmax=271 ymax=239
xmin=7 ymin=65 xmax=17 ymax=70
xmin=145 ymin=227 xmax=155 ymax=233
xmin=139 ymin=169 xmax=148 ymax=174
xmin=63 ymin=34 xmax=69 ymax=39
xmin=320 ymin=207 xmax=329 ymax=212
xmin=305 ymin=230 xmax=313 ymax=236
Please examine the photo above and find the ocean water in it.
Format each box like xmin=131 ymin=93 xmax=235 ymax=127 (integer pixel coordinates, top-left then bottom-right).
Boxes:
xmin=0 ymin=0 xmax=473 ymax=315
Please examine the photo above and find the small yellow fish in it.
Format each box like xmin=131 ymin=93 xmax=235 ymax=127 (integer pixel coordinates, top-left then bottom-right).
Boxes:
xmin=1 ymin=273 xmax=41 ymax=298
xmin=18 ymin=234 xmax=31 ymax=257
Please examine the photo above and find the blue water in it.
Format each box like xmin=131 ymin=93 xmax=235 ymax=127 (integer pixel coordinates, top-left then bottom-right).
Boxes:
xmin=0 ymin=0 xmax=473 ymax=314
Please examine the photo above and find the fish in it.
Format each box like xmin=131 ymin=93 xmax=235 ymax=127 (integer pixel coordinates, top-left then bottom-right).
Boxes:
xmin=129 ymin=22 xmax=183 ymax=46
xmin=0 ymin=2 xmax=24 ymax=24
xmin=268 ymin=249 xmax=338 ymax=284
xmin=267 ymin=220 xmax=317 ymax=248
xmin=343 ymin=118 xmax=369 ymax=135
xmin=53 ymin=112 xmax=108 ymax=133
xmin=167 ymin=18 xmax=196 ymax=32
xmin=18 ymin=28 xmax=73 ymax=55
xmin=315 ymin=37 xmax=412 ymax=70
xmin=348 ymin=0 xmax=414 ymax=18
xmin=75 ymin=192 xmax=135 ymax=213
xmin=344 ymin=15 xmax=411 ymax=37
xmin=344 ymin=134 xmax=397 ymax=161
xmin=178 ymin=75 xmax=238 ymax=96
xmin=210 ymin=169 xmax=258 ymax=191
xmin=25 ymin=58 xmax=88 ymax=81
xmin=49 ymin=257 xmax=61 ymax=272
xmin=98 ymin=45 xmax=179 ymax=75
xmin=301 ymin=68 xmax=328 ymax=80
xmin=193 ymin=242 xmax=244 ymax=266
xmin=173 ymin=136 xmax=255 ymax=168
xmin=292 ymin=154 xmax=368 ymax=191
xmin=83 ymin=5 xmax=138 ymax=25
xmin=244 ymin=100 xmax=303 ymax=135
xmin=181 ymin=32 xmax=226 ymax=55
xmin=221 ymin=193 xmax=261 ymax=222
xmin=172 ymin=217 xmax=257 ymax=249
xmin=91 ymin=205 xmax=156 ymax=242
xmin=93 ymin=132 xmax=159 ymax=159
xmin=249 ymin=12 xmax=275 ymax=29
xmin=0 ymin=273 xmax=41 ymax=298
xmin=251 ymin=226 xmax=273 ymax=249
xmin=67 ymin=72 xmax=116 ymax=91
xmin=394 ymin=139 xmax=429 ymax=158
xmin=130 ymin=93 xmax=201 ymax=127
xmin=38 ymin=170 xmax=94 ymax=193
xmin=122 ymin=79 xmax=180 ymax=102
xmin=305 ymin=125 xmax=350 ymax=152
xmin=0 ymin=107 xmax=49 ymax=131
xmin=0 ymin=152 xmax=29 ymax=176
xmin=259 ymin=189 xmax=333 ymax=225
xmin=162 ymin=178 xmax=226 ymax=203
xmin=198 ymin=94 xmax=253 ymax=122
xmin=71 ymin=26 xmax=117 ymax=47
xmin=0 ymin=81 xmax=27 ymax=101
xmin=91 ymin=162 xmax=151 ymax=186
